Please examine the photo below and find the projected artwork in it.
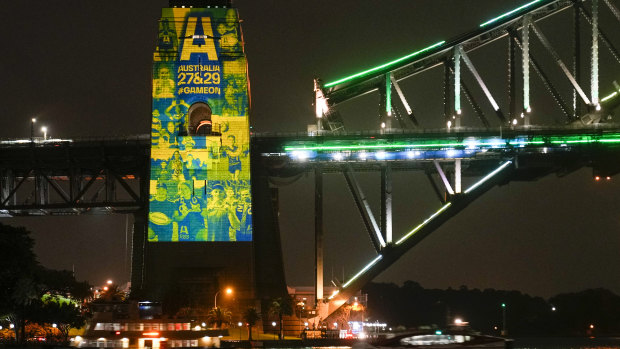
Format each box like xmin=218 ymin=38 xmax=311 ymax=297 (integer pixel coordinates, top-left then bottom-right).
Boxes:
xmin=148 ymin=7 xmax=251 ymax=242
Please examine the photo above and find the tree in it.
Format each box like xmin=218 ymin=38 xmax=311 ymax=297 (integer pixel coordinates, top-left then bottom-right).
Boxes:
xmin=0 ymin=224 xmax=91 ymax=343
xmin=269 ymin=297 xmax=293 ymax=340
xmin=41 ymin=300 xmax=85 ymax=344
xmin=243 ymin=307 xmax=260 ymax=341
xmin=0 ymin=224 xmax=40 ymax=343
xmin=207 ymin=307 xmax=232 ymax=329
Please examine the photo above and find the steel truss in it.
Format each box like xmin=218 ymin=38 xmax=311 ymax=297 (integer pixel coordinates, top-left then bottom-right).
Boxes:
xmin=315 ymin=0 xmax=620 ymax=131
xmin=0 ymin=137 xmax=149 ymax=216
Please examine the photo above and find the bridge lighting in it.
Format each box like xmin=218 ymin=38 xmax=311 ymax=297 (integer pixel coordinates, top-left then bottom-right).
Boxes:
xmin=464 ymin=161 xmax=512 ymax=194
xmin=375 ymin=151 xmax=387 ymax=160
xmin=406 ymin=150 xmax=417 ymax=159
xmin=601 ymin=91 xmax=617 ymax=102
xmin=291 ymin=150 xmax=311 ymax=161
xmin=359 ymin=152 xmax=368 ymax=160
xmin=381 ymin=122 xmax=386 ymax=129
xmin=445 ymin=149 xmax=458 ymax=158
xmin=395 ymin=203 xmax=452 ymax=245
xmin=456 ymin=109 xmax=462 ymax=115
xmin=595 ymin=104 xmax=601 ymax=111
xmin=526 ymin=106 xmax=532 ymax=113
xmin=342 ymin=255 xmax=383 ymax=288
xmin=323 ymin=41 xmax=445 ymax=88
xmin=332 ymin=152 xmax=344 ymax=161
xmin=479 ymin=0 xmax=541 ymax=27
xmin=447 ymin=120 xmax=452 ymax=128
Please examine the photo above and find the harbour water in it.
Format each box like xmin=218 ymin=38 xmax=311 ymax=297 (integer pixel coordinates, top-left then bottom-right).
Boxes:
xmin=512 ymin=337 xmax=620 ymax=348
xmin=256 ymin=337 xmax=620 ymax=349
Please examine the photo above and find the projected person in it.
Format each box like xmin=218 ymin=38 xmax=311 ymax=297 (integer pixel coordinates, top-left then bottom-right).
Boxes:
xmin=221 ymin=135 xmax=242 ymax=180
xmin=169 ymin=150 xmax=186 ymax=181
xmin=173 ymin=181 xmax=205 ymax=241
xmin=221 ymin=75 xmax=248 ymax=117
xmin=234 ymin=187 xmax=252 ymax=241
xmin=157 ymin=18 xmax=178 ymax=61
xmin=204 ymin=184 xmax=239 ymax=241
xmin=158 ymin=161 xmax=172 ymax=181
xmin=217 ymin=9 xmax=240 ymax=53
xmin=153 ymin=65 xmax=175 ymax=99
xmin=166 ymin=100 xmax=189 ymax=133
xmin=148 ymin=182 xmax=175 ymax=241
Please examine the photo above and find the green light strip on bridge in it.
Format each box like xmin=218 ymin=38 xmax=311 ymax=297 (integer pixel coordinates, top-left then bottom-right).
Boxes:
xmin=323 ymin=41 xmax=446 ymax=88
xmin=395 ymin=203 xmax=452 ymax=245
xmin=479 ymin=0 xmax=542 ymax=27
xmin=284 ymin=133 xmax=620 ymax=152
xmin=601 ymin=91 xmax=618 ymax=102
xmin=341 ymin=255 xmax=384 ymax=289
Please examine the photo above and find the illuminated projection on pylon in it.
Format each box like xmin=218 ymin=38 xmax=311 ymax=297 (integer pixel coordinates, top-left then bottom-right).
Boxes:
xmin=149 ymin=7 xmax=251 ymax=242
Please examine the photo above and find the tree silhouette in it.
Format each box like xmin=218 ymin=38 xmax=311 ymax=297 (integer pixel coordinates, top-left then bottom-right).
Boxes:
xmin=269 ymin=297 xmax=293 ymax=340
xmin=243 ymin=307 xmax=260 ymax=341
xmin=207 ymin=307 xmax=232 ymax=329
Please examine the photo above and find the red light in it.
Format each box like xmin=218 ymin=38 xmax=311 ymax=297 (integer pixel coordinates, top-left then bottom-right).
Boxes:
xmin=115 ymin=331 xmax=121 ymax=335
xmin=595 ymin=176 xmax=601 ymax=181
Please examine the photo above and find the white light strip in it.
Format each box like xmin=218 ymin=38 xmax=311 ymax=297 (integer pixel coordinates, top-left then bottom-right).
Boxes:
xmin=592 ymin=0 xmax=600 ymax=106
xmin=454 ymin=46 xmax=461 ymax=114
xmin=464 ymin=161 xmax=513 ymax=194
xmin=342 ymin=255 xmax=383 ymax=288
xmin=434 ymin=161 xmax=455 ymax=195
xmin=395 ymin=203 xmax=452 ymax=245
xmin=522 ymin=15 xmax=531 ymax=111
xmin=391 ymin=74 xmax=412 ymax=115
xmin=601 ymin=91 xmax=617 ymax=102
xmin=460 ymin=47 xmax=501 ymax=111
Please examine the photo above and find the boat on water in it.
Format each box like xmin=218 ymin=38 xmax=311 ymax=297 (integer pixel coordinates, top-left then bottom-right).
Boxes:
xmin=353 ymin=331 xmax=509 ymax=348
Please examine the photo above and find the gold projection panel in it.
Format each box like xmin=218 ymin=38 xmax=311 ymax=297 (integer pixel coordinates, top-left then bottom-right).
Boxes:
xmin=149 ymin=8 xmax=251 ymax=242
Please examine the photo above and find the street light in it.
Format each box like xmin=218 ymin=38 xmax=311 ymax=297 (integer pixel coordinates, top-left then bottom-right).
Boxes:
xmin=41 ymin=126 xmax=47 ymax=140
xmin=501 ymin=303 xmax=506 ymax=336
xmin=271 ymin=321 xmax=277 ymax=340
xmin=214 ymin=287 xmax=232 ymax=309
xmin=30 ymin=118 xmax=36 ymax=141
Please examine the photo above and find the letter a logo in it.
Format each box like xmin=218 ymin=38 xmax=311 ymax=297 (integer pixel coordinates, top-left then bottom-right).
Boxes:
xmin=180 ymin=17 xmax=218 ymax=61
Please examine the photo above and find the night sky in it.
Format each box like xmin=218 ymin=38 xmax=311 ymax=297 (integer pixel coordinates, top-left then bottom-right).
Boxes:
xmin=1 ymin=0 xmax=620 ymax=298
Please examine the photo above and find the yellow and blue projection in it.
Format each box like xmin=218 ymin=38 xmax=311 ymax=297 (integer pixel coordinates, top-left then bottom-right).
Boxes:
xmin=149 ymin=7 xmax=251 ymax=242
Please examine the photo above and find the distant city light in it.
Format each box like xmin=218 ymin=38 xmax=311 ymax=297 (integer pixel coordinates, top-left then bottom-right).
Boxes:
xmin=107 ymin=280 xmax=113 ymax=285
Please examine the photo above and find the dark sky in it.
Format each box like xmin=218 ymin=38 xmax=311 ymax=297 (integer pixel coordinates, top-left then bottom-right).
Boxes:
xmin=1 ymin=0 xmax=620 ymax=298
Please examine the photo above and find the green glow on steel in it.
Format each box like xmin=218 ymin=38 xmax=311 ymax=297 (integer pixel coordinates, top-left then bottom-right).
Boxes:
xmin=480 ymin=0 xmax=542 ymax=27
xmin=601 ymin=91 xmax=617 ymax=102
xmin=395 ymin=203 xmax=452 ymax=245
xmin=386 ymin=73 xmax=392 ymax=115
xmin=342 ymin=255 xmax=383 ymax=288
xmin=323 ymin=41 xmax=446 ymax=88
xmin=464 ymin=161 xmax=513 ymax=194
xmin=284 ymin=133 xmax=620 ymax=153
xmin=285 ymin=142 xmax=462 ymax=151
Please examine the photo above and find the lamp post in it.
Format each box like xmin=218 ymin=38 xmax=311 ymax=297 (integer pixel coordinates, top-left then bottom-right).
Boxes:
xmin=214 ymin=287 xmax=232 ymax=309
xmin=30 ymin=118 xmax=36 ymax=141
xmin=501 ymin=303 xmax=506 ymax=336
xmin=41 ymin=126 xmax=47 ymax=140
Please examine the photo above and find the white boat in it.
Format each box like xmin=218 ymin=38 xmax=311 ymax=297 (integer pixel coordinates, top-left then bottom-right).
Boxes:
xmin=353 ymin=331 xmax=509 ymax=348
